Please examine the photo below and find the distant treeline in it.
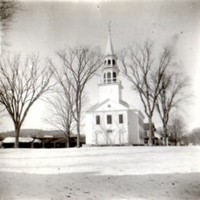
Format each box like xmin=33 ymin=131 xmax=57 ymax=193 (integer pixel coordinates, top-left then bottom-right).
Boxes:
xmin=0 ymin=129 xmax=65 ymax=139
xmin=181 ymin=128 xmax=200 ymax=145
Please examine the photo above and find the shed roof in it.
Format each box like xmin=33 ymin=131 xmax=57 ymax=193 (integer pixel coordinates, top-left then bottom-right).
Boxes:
xmin=3 ymin=137 xmax=34 ymax=143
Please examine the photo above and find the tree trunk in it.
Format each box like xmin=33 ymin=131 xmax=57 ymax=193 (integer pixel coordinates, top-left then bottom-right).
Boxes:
xmin=148 ymin=117 xmax=153 ymax=146
xmin=175 ymin=131 xmax=177 ymax=146
xmin=66 ymin=132 xmax=70 ymax=148
xmin=163 ymin=124 xmax=168 ymax=146
xmin=66 ymin=138 xmax=70 ymax=148
xmin=14 ymin=125 xmax=20 ymax=148
xmin=76 ymin=125 xmax=80 ymax=148
xmin=76 ymin=113 xmax=81 ymax=148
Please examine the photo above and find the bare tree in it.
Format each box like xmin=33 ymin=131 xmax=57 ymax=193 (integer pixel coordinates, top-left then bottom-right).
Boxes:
xmin=0 ymin=0 xmax=21 ymax=53
xmin=120 ymin=41 xmax=172 ymax=145
xmin=0 ymin=54 xmax=53 ymax=148
xmin=156 ymin=72 xmax=189 ymax=145
xmin=55 ymin=45 xmax=102 ymax=147
xmin=0 ymin=0 xmax=20 ymax=31
xmin=187 ymin=128 xmax=200 ymax=145
xmin=46 ymin=80 xmax=76 ymax=148
xmin=168 ymin=114 xmax=186 ymax=145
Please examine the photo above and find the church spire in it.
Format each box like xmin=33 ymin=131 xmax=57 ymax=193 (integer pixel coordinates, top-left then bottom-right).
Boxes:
xmin=98 ymin=24 xmax=123 ymax=103
xmin=102 ymin=24 xmax=120 ymax=86
xmin=105 ymin=22 xmax=115 ymax=56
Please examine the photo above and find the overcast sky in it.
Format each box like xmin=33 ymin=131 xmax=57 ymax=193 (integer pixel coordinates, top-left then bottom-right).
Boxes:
xmin=1 ymin=0 xmax=200 ymax=132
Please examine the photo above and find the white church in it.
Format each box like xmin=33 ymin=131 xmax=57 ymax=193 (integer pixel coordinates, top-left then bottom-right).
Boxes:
xmin=85 ymin=30 xmax=145 ymax=146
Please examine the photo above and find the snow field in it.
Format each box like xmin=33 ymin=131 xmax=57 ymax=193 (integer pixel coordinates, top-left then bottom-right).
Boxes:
xmin=0 ymin=146 xmax=200 ymax=175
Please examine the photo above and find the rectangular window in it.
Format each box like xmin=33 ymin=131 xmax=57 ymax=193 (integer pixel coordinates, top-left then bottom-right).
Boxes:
xmin=96 ymin=115 xmax=100 ymax=125
xmin=119 ymin=114 xmax=123 ymax=124
xmin=107 ymin=115 xmax=112 ymax=124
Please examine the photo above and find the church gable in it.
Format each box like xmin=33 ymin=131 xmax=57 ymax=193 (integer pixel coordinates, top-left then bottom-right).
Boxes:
xmin=88 ymin=99 xmax=129 ymax=113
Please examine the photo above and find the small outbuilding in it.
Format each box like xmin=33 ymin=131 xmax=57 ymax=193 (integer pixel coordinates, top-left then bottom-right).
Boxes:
xmin=2 ymin=137 xmax=34 ymax=148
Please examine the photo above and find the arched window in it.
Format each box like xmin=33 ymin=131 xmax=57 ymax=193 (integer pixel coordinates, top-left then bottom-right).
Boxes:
xmin=107 ymin=72 xmax=111 ymax=83
xmin=113 ymin=72 xmax=117 ymax=82
xmin=112 ymin=59 xmax=115 ymax=65
xmin=108 ymin=59 xmax=111 ymax=65
xmin=104 ymin=60 xmax=106 ymax=65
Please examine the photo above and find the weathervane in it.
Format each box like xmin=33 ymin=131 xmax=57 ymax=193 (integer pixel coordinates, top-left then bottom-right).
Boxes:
xmin=108 ymin=21 xmax=112 ymax=35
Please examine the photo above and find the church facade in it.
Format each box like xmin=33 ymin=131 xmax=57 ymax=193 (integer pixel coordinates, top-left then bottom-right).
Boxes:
xmin=85 ymin=31 xmax=144 ymax=146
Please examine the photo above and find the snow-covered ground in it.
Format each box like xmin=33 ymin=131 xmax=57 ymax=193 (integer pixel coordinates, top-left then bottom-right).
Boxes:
xmin=0 ymin=146 xmax=200 ymax=175
xmin=0 ymin=146 xmax=200 ymax=200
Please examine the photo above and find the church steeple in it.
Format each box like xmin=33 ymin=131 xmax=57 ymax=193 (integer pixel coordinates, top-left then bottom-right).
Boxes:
xmin=98 ymin=25 xmax=123 ymax=103
xmin=105 ymin=24 xmax=114 ymax=56
xmin=102 ymin=23 xmax=119 ymax=84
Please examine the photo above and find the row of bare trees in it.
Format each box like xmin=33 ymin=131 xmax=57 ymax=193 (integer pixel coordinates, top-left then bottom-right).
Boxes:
xmin=0 ymin=47 xmax=102 ymax=148
xmin=0 ymin=43 xmax=188 ymax=148
xmin=0 ymin=1 xmax=189 ymax=147
xmin=49 ymin=46 xmax=102 ymax=147
xmin=0 ymin=1 xmax=102 ymax=148
xmin=120 ymin=41 xmax=189 ymax=145
xmin=0 ymin=43 xmax=189 ymax=148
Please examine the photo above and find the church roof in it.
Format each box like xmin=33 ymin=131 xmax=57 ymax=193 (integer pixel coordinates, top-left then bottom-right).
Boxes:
xmin=86 ymin=99 xmax=109 ymax=112
xmin=87 ymin=99 xmax=129 ymax=112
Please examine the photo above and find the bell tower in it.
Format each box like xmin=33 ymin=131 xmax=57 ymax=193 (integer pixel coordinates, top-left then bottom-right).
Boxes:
xmin=99 ymin=25 xmax=123 ymax=103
